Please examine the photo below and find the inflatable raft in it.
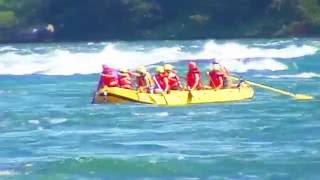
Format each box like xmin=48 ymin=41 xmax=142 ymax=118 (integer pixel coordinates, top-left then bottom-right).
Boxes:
xmin=93 ymin=83 xmax=255 ymax=106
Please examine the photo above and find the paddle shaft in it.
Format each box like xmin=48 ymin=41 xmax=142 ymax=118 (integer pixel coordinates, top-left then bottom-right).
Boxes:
xmin=245 ymin=80 xmax=296 ymax=97
xmin=231 ymin=75 xmax=313 ymax=100
xmin=91 ymin=75 xmax=102 ymax=104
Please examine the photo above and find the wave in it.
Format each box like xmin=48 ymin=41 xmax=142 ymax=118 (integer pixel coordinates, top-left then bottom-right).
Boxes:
xmin=209 ymin=58 xmax=288 ymax=73
xmin=268 ymin=72 xmax=320 ymax=79
xmin=199 ymin=41 xmax=317 ymax=59
xmin=0 ymin=46 xmax=18 ymax=52
xmin=0 ymin=40 xmax=317 ymax=75
xmin=0 ymin=170 xmax=17 ymax=176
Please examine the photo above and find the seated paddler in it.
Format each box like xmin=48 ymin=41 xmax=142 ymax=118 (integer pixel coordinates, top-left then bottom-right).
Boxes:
xmin=153 ymin=66 xmax=169 ymax=93
xmin=164 ymin=64 xmax=182 ymax=90
xmin=133 ymin=66 xmax=155 ymax=93
xmin=211 ymin=60 xmax=233 ymax=88
xmin=211 ymin=60 xmax=240 ymax=88
xmin=117 ymin=68 xmax=133 ymax=89
xmin=186 ymin=62 xmax=203 ymax=90
xmin=100 ymin=64 xmax=118 ymax=88
xmin=207 ymin=64 xmax=226 ymax=89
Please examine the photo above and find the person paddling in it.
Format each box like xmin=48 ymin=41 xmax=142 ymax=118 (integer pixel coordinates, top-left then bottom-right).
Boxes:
xmin=153 ymin=66 xmax=169 ymax=93
xmin=164 ymin=64 xmax=182 ymax=90
xmin=134 ymin=66 xmax=155 ymax=93
xmin=211 ymin=60 xmax=241 ymax=88
xmin=211 ymin=59 xmax=234 ymax=88
xmin=117 ymin=68 xmax=133 ymax=89
xmin=207 ymin=64 xmax=226 ymax=89
xmin=100 ymin=65 xmax=118 ymax=88
xmin=186 ymin=62 xmax=202 ymax=90
xmin=212 ymin=59 xmax=230 ymax=76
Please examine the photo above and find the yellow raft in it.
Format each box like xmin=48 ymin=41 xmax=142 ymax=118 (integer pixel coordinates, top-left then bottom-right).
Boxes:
xmin=94 ymin=83 xmax=255 ymax=106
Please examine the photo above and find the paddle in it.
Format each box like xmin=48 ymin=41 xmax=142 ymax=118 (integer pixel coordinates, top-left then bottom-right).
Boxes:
xmin=187 ymin=90 xmax=194 ymax=103
xmin=91 ymin=75 xmax=102 ymax=104
xmin=206 ymin=72 xmax=217 ymax=89
xmin=231 ymin=76 xmax=314 ymax=100
xmin=153 ymin=76 xmax=169 ymax=105
xmin=161 ymin=92 xmax=169 ymax=105
xmin=148 ymin=94 xmax=157 ymax=104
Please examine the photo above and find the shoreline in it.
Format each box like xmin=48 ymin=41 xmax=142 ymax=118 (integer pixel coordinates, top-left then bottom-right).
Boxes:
xmin=1 ymin=36 xmax=319 ymax=45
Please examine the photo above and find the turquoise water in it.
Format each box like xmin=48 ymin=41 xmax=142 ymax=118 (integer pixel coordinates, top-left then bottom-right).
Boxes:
xmin=0 ymin=39 xmax=319 ymax=179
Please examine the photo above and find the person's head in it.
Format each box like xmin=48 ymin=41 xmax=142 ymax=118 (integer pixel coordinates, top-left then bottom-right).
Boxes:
xmin=155 ymin=66 xmax=165 ymax=74
xmin=119 ymin=68 xmax=129 ymax=74
xmin=188 ymin=61 xmax=198 ymax=71
xmin=102 ymin=64 xmax=112 ymax=73
xmin=137 ymin=66 xmax=147 ymax=75
xmin=211 ymin=64 xmax=221 ymax=71
xmin=164 ymin=64 xmax=174 ymax=72
xmin=211 ymin=59 xmax=218 ymax=65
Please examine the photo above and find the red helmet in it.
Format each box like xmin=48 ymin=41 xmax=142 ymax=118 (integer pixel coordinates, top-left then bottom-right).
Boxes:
xmin=188 ymin=61 xmax=198 ymax=70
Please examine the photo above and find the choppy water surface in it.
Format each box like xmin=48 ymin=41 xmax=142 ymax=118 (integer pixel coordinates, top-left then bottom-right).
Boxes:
xmin=0 ymin=39 xmax=319 ymax=179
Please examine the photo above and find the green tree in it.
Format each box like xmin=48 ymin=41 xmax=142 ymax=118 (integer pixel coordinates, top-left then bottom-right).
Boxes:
xmin=299 ymin=0 xmax=320 ymax=26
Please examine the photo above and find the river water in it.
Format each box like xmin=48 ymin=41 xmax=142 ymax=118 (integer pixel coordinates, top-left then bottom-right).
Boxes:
xmin=0 ymin=39 xmax=319 ymax=179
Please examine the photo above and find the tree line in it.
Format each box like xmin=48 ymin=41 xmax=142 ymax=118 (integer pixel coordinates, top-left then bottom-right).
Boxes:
xmin=1 ymin=0 xmax=320 ymax=42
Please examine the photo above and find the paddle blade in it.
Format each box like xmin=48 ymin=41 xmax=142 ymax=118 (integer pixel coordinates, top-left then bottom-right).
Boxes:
xmin=294 ymin=94 xmax=314 ymax=100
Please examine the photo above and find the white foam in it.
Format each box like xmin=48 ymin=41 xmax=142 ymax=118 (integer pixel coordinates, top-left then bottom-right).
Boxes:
xmin=207 ymin=58 xmax=288 ymax=73
xmin=0 ymin=46 xmax=18 ymax=52
xmin=0 ymin=41 xmax=316 ymax=75
xmin=28 ymin=120 xmax=40 ymax=125
xmin=48 ymin=118 xmax=67 ymax=124
xmin=25 ymin=163 xmax=33 ymax=167
xmin=268 ymin=72 xmax=320 ymax=79
xmin=132 ymin=112 xmax=144 ymax=116
xmin=0 ymin=170 xmax=17 ymax=176
xmin=156 ymin=112 xmax=169 ymax=117
xmin=253 ymin=39 xmax=294 ymax=47
xmin=197 ymin=41 xmax=317 ymax=59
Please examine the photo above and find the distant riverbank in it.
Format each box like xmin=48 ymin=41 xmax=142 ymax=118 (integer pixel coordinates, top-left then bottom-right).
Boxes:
xmin=1 ymin=1 xmax=320 ymax=43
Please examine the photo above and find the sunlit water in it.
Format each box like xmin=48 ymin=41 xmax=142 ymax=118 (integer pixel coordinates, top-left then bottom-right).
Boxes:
xmin=0 ymin=39 xmax=319 ymax=179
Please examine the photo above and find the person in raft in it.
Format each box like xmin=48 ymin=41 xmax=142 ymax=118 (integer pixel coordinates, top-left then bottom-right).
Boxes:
xmin=211 ymin=59 xmax=232 ymax=87
xmin=163 ymin=64 xmax=182 ymax=90
xmin=153 ymin=66 xmax=169 ymax=93
xmin=210 ymin=60 xmax=241 ymax=88
xmin=207 ymin=63 xmax=226 ymax=89
xmin=134 ymin=66 xmax=155 ymax=93
xmin=100 ymin=65 xmax=118 ymax=88
xmin=186 ymin=62 xmax=203 ymax=90
xmin=117 ymin=68 xmax=133 ymax=89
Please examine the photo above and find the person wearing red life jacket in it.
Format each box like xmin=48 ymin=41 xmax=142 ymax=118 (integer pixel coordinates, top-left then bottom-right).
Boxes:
xmin=134 ymin=66 xmax=155 ymax=93
xmin=100 ymin=65 xmax=118 ymax=87
xmin=211 ymin=59 xmax=230 ymax=76
xmin=163 ymin=64 xmax=182 ymax=90
xmin=211 ymin=59 xmax=232 ymax=88
xmin=153 ymin=66 xmax=169 ymax=93
xmin=207 ymin=64 xmax=226 ymax=89
xmin=117 ymin=68 xmax=133 ymax=89
xmin=186 ymin=62 xmax=203 ymax=90
xmin=211 ymin=60 xmax=241 ymax=88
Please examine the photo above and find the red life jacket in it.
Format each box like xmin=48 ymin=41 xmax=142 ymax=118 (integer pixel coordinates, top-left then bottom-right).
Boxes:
xmin=168 ymin=72 xmax=180 ymax=90
xmin=154 ymin=73 xmax=167 ymax=90
xmin=136 ymin=75 xmax=147 ymax=87
xmin=118 ymin=74 xmax=133 ymax=89
xmin=186 ymin=69 xmax=202 ymax=89
xmin=101 ymin=73 xmax=118 ymax=87
xmin=209 ymin=71 xmax=224 ymax=88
